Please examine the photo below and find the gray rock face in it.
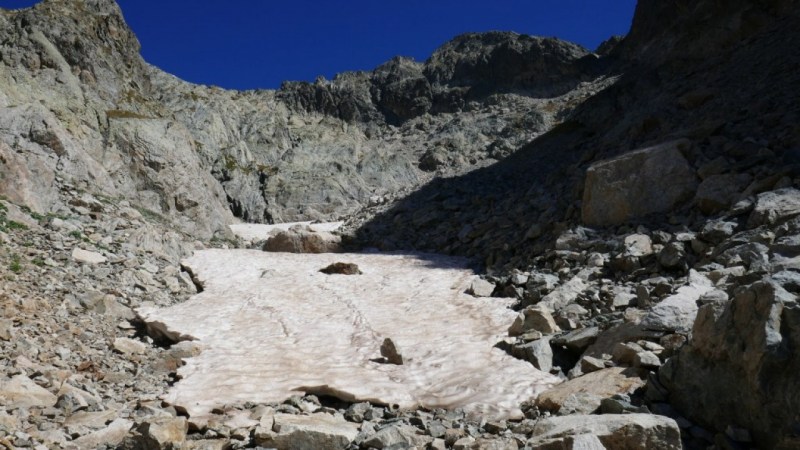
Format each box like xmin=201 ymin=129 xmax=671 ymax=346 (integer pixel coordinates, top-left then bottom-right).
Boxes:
xmin=660 ymin=278 xmax=800 ymax=448
xmin=0 ymin=0 xmax=599 ymax=233
xmin=582 ymin=139 xmax=698 ymax=227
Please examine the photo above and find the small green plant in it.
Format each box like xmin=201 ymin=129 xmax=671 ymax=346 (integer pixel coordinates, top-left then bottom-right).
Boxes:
xmin=9 ymin=254 xmax=21 ymax=273
xmin=0 ymin=202 xmax=28 ymax=232
xmin=31 ymin=256 xmax=45 ymax=267
xmin=224 ymin=156 xmax=238 ymax=171
xmin=5 ymin=221 xmax=27 ymax=231
xmin=69 ymin=230 xmax=82 ymax=239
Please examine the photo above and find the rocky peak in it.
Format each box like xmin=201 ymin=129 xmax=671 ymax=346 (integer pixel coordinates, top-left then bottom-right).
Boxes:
xmin=0 ymin=0 xmax=148 ymax=104
xmin=424 ymin=31 xmax=591 ymax=94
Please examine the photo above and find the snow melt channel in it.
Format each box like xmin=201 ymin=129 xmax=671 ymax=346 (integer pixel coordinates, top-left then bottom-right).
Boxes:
xmin=138 ymin=249 xmax=560 ymax=419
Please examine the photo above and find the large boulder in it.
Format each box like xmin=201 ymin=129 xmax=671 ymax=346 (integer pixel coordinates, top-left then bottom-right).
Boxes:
xmin=660 ymin=277 xmax=800 ymax=448
xmin=748 ymin=188 xmax=800 ymax=228
xmin=255 ymin=413 xmax=360 ymax=450
xmin=582 ymin=139 xmax=698 ymax=226
xmin=536 ymin=367 xmax=646 ymax=413
xmin=262 ymin=225 xmax=342 ymax=253
xmin=527 ymin=414 xmax=682 ymax=450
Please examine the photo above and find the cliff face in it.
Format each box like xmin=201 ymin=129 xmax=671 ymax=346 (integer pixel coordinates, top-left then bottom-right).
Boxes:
xmin=0 ymin=0 xmax=607 ymax=235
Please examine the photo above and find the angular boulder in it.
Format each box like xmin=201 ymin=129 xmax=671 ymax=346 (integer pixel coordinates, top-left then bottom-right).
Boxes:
xmin=640 ymin=270 xmax=713 ymax=333
xmin=527 ymin=414 xmax=682 ymax=449
xmin=659 ymin=277 xmax=800 ymax=448
xmin=508 ymin=304 xmax=560 ymax=336
xmin=748 ymin=188 xmax=800 ymax=228
xmin=0 ymin=375 xmax=57 ymax=409
xmin=255 ymin=413 xmax=360 ymax=450
xmin=536 ymin=367 xmax=646 ymax=413
xmin=262 ymin=225 xmax=341 ymax=253
xmin=582 ymin=139 xmax=697 ymax=226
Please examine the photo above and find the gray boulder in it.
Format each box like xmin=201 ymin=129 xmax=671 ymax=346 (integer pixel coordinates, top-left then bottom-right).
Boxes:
xmin=660 ymin=277 xmax=800 ymax=448
xmin=582 ymin=139 xmax=697 ymax=227
xmin=748 ymin=188 xmax=800 ymax=228
xmin=255 ymin=413 xmax=360 ymax=450
xmin=527 ymin=414 xmax=682 ymax=450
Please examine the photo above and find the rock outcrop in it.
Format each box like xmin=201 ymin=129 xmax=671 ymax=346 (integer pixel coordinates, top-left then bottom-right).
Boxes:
xmin=660 ymin=277 xmax=800 ymax=448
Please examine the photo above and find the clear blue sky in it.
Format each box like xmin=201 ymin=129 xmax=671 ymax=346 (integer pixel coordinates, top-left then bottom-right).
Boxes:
xmin=3 ymin=0 xmax=637 ymax=90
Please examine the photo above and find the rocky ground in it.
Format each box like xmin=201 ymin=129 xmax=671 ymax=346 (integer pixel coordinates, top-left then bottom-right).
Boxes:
xmin=3 ymin=178 xmax=799 ymax=449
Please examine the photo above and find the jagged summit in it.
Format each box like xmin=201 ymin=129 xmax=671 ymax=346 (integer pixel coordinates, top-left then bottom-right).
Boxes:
xmin=0 ymin=0 xmax=612 ymax=228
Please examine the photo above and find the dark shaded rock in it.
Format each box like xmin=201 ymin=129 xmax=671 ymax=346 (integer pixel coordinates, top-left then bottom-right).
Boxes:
xmin=320 ymin=262 xmax=362 ymax=275
xmin=582 ymin=139 xmax=698 ymax=227
xmin=661 ymin=279 xmax=800 ymax=448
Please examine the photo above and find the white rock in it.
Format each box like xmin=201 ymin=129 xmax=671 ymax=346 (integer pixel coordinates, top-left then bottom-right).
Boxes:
xmin=641 ymin=270 xmax=713 ymax=332
xmin=112 ymin=337 xmax=147 ymax=355
xmin=71 ymin=247 xmax=107 ymax=264
xmin=469 ymin=278 xmax=495 ymax=297
xmin=0 ymin=375 xmax=57 ymax=409
xmin=71 ymin=419 xmax=133 ymax=449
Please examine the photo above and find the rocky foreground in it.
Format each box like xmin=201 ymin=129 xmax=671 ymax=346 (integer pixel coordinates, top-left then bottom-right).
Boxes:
xmin=1 ymin=0 xmax=799 ymax=449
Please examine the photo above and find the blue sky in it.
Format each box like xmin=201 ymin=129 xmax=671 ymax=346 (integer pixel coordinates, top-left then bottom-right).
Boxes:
xmin=3 ymin=0 xmax=637 ymax=90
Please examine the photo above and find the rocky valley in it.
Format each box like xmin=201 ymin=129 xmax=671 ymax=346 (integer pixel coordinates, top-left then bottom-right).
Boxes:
xmin=0 ymin=0 xmax=798 ymax=449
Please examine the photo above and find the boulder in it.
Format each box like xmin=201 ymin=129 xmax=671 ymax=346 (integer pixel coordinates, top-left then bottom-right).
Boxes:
xmin=362 ymin=424 xmax=430 ymax=449
xmin=540 ymin=276 xmax=588 ymax=312
xmin=469 ymin=278 xmax=495 ymax=297
xmin=0 ymin=375 xmax=57 ymax=409
xmin=508 ymin=304 xmax=560 ymax=336
xmin=694 ymin=173 xmax=751 ymax=214
xmin=660 ymin=278 xmax=800 ymax=448
xmin=70 ymin=419 xmax=133 ymax=449
xmin=71 ymin=247 xmax=107 ymax=264
xmin=112 ymin=337 xmax=147 ymax=355
xmin=263 ymin=225 xmax=341 ymax=253
xmin=119 ymin=417 xmax=188 ymax=450
xmin=640 ymin=270 xmax=713 ymax=333
xmin=527 ymin=414 xmax=681 ymax=449
xmin=255 ymin=413 xmax=360 ymax=450
xmin=748 ymin=188 xmax=800 ymax=228
xmin=380 ymin=337 xmax=404 ymax=365
xmin=511 ymin=338 xmax=553 ymax=372
xmin=582 ymin=139 xmax=698 ymax=226
xmin=536 ymin=367 xmax=646 ymax=413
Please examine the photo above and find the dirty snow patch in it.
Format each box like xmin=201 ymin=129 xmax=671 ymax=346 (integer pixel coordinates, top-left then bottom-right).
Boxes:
xmin=138 ymin=249 xmax=560 ymax=419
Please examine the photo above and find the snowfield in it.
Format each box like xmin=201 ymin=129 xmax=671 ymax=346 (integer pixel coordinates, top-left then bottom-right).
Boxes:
xmin=139 ymin=249 xmax=560 ymax=419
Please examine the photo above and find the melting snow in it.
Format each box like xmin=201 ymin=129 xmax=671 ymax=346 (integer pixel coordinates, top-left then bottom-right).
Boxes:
xmin=138 ymin=249 xmax=560 ymax=419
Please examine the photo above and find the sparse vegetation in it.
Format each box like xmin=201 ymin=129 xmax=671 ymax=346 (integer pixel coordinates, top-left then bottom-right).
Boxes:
xmin=0 ymin=202 xmax=29 ymax=233
xmin=8 ymin=254 xmax=21 ymax=273
xmin=134 ymin=205 xmax=167 ymax=223
xmin=106 ymin=109 xmax=151 ymax=120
